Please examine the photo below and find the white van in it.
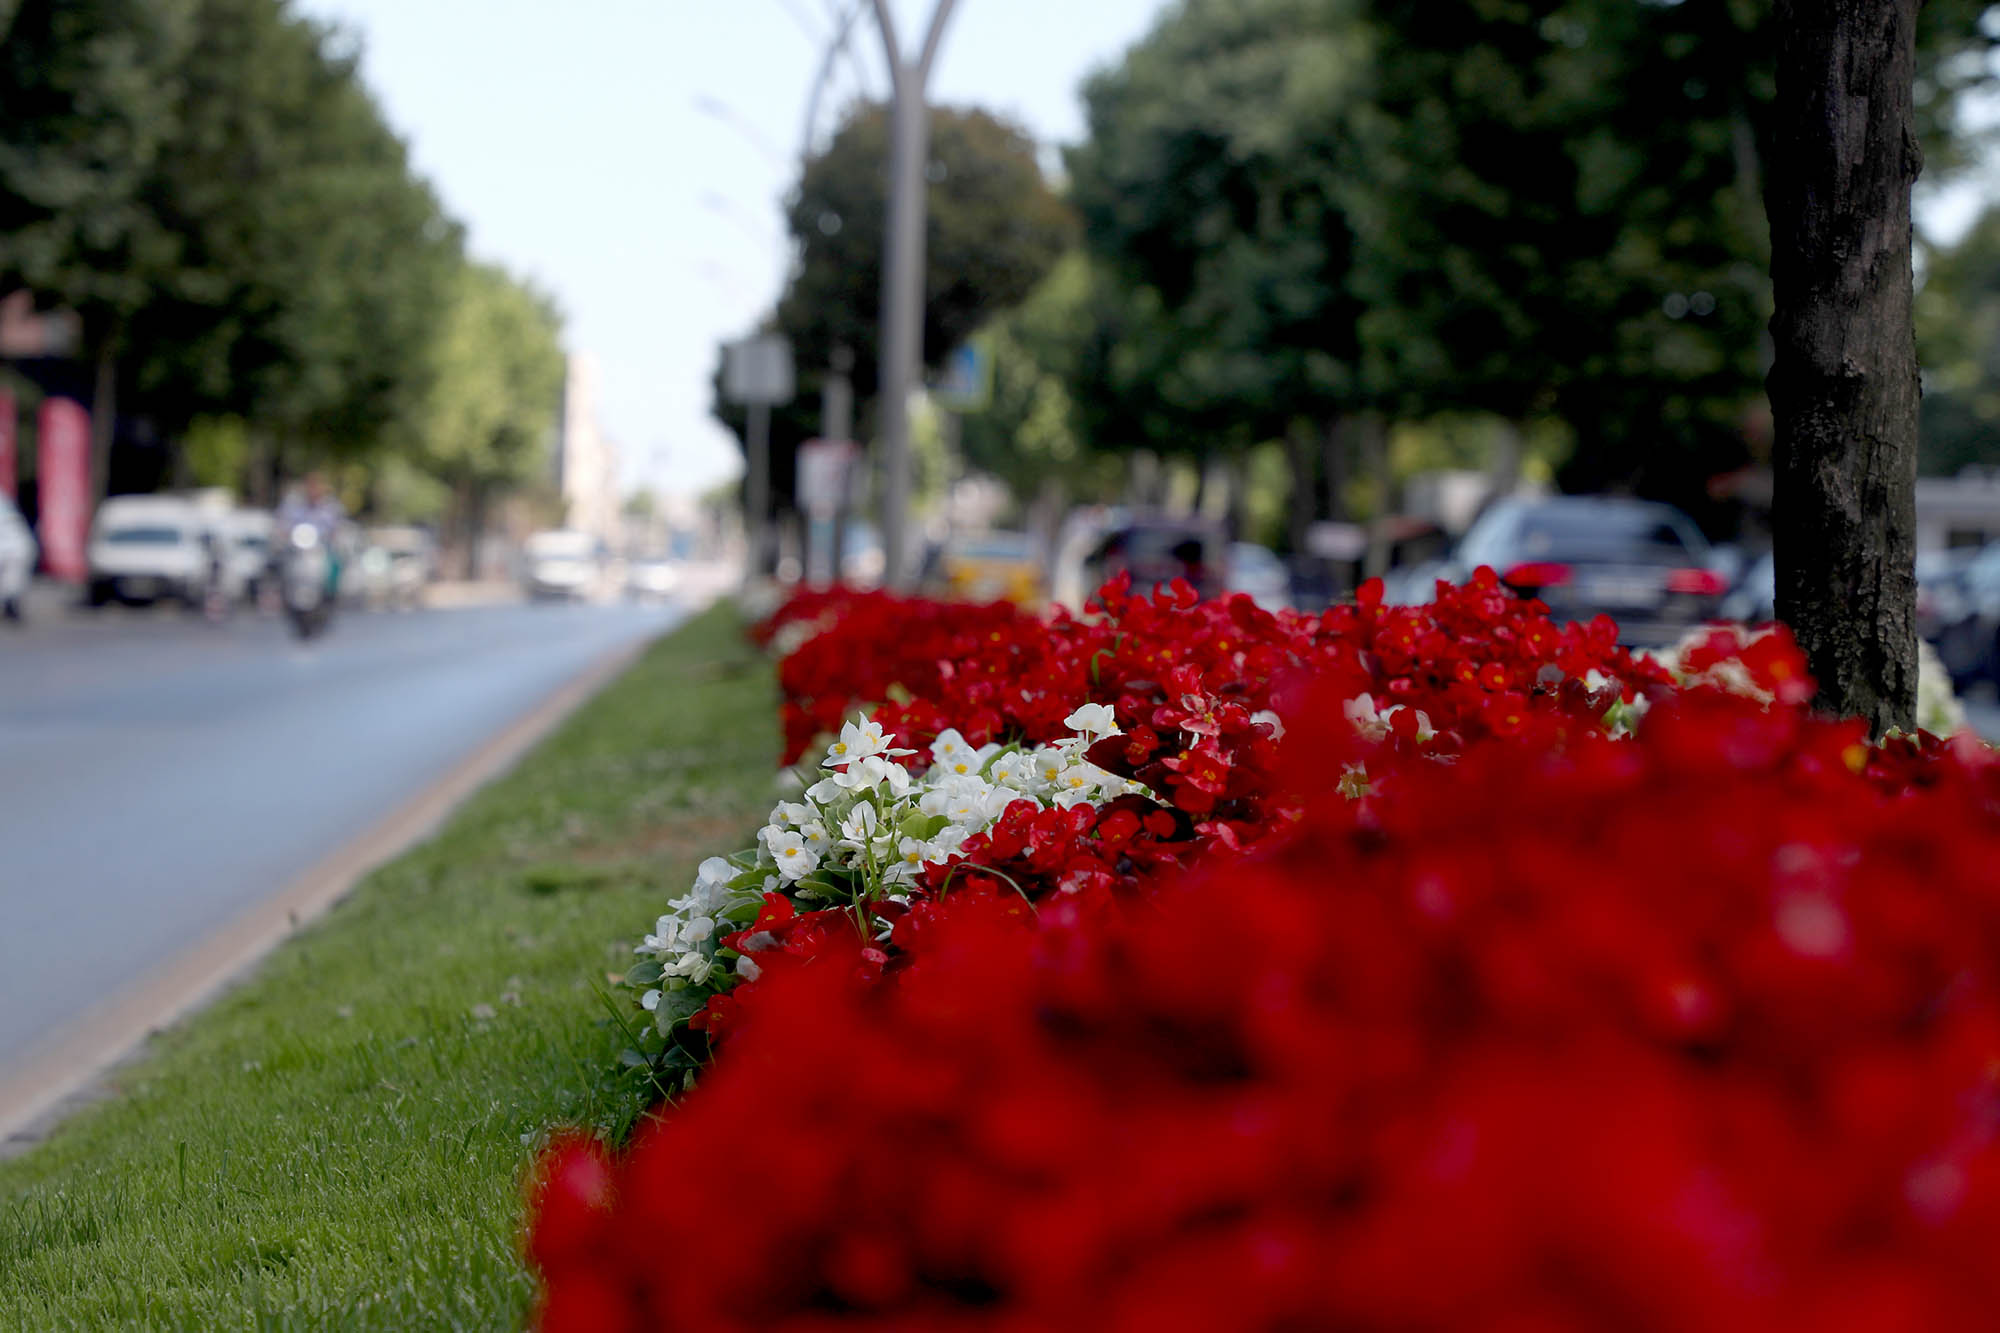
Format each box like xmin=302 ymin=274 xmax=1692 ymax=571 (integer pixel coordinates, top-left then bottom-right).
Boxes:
xmin=86 ymin=495 xmax=215 ymax=607
xmin=522 ymin=529 xmax=602 ymax=602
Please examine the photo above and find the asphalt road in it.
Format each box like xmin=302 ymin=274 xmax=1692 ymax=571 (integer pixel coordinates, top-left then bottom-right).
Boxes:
xmin=0 ymin=597 xmax=687 ymax=1077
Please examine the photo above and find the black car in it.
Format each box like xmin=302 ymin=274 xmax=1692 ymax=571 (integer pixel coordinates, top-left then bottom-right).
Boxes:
xmin=1447 ymin=496 xmax=1725 ymax=646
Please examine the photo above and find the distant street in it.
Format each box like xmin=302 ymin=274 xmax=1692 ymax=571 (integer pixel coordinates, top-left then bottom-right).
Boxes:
xmin=0 ymin=597 xmax=687 ymax=1078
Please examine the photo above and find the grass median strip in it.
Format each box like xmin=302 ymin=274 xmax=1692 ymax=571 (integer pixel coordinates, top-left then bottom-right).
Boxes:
xmin=0 ymin=602 xmax=774 ymax=1331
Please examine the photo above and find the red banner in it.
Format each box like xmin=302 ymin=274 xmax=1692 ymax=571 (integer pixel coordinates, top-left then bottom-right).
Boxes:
xmin=0 ymin=391 xmax=14 ymax=499
xmin=37 ymin=397 xmax=90 ymax=581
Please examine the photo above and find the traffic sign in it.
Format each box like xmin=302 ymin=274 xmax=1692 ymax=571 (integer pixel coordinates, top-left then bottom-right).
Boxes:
xmin=932 ymin=338 xmax=991 ymax=413
xmin=723 ymin=335 xmax=795 ymax=406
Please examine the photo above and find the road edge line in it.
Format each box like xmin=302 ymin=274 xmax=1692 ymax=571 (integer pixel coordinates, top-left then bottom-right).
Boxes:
xmin=0 ymin=613 xmax=681 ymax=1155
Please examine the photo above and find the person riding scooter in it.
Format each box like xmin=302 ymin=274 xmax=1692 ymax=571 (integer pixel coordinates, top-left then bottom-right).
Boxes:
xmin=271 ymin=472 xmax=346 ymax=637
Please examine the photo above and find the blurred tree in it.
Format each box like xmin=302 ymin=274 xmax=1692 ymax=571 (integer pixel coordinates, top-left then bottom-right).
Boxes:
xmin=956 ymin=253 xmax=1126 ymax=512
xmin=0 ymin=0 xmax=463 ymax=505
xmin=777 ymin=102 xmax=1076 ymax=408
xmin=1343 ymin=0 xmax=1996 ymax=523
xmin=715 ymin=101 xmax=1073 ymax=531
xmin=0 ymin=0 xmax=195 ymax=497
xmin=1068 ymin=0 xmax=1367 ymax=549
xmin=1917 ymin=207 xmax=2000 ymax=476
xmin=126 ymin=0 xmax=461 ymax=492
xmin=406 ymin=261 xmax=565 ymax=577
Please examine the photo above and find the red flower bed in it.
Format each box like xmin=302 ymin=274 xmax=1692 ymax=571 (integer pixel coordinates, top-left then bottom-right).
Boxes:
xmin=532 ymin=689 xmax=2000 ymax=1330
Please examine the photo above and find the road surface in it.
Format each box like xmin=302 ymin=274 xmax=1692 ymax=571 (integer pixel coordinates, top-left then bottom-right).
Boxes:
xmin=0 ymin=598 xmax=686 ymax=1079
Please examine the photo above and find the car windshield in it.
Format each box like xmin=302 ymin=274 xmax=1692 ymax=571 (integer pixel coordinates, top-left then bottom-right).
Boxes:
xmin=1510 ymin=506 xmax=1701 ymax=565
xmin=102 ymin=525 xmax=185 ymax=545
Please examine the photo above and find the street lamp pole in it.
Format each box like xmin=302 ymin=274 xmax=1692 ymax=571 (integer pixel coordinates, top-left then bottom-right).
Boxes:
xmin=868 ymin=0 xmax=959 ymax=591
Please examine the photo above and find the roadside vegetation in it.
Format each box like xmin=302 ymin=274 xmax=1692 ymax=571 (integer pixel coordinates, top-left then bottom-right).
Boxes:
xmin=0 ymin=604 xmax=771 ymax=1330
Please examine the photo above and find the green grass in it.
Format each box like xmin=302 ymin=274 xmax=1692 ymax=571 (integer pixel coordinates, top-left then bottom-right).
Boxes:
xmin=0 ymin=603 xmax=776 ymax=1331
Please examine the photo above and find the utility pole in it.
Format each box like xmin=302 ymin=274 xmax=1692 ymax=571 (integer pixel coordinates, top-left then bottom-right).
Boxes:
xmin=868 ymin=0 xmax=960 ymax=590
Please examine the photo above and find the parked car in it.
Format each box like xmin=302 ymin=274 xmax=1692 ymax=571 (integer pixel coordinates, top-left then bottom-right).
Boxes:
xmin=1226 ymin=541 xmax=1291 ymax=611
xmin=1720 ymin=550 xmax=1775 ymax=625
xmin=940 ymin=530 xmax=1042 ymax=605
xmin=625 ymin=554 xmax=679 ymax=602
xmin=1934 ymin=544 xmax=2000 ymax=690
xmin=1378 ymin=557 xmax=1451 ymax=607
xmin=522 ymin=529 xmax=603 ymax=602
xmin=85 ymin=495 xmax=217 ymax=608
xmin=1078 ymin=516 xmax=1229 ymax=603
xmin=0 ymin=493 xmax=36 ymax=621
xmin=356 ymin=525 xmax=435 ymax=609
xmin=1445 ymin=495 xmax=1724 ymax=646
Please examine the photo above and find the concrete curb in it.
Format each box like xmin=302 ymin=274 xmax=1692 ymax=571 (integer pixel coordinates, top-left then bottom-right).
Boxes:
xmin=0 ymin=616 xmax=678 ymax=1157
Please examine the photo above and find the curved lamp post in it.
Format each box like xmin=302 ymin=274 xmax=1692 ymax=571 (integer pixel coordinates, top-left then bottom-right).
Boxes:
xmin=867 ymin=0 xmax=960 ymax=590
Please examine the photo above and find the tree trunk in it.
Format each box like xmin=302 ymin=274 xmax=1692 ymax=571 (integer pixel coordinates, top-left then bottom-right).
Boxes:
xmin=1766 ymin=0 xmax=1921 ymax=734
xmin=1224 ymin=453 xmax=1248 ymax=542
xmin=1320 ymin=417 xmax=1349 ymax=522
xmin=1282 ymin=422 xmax=1317 ymax=555
xmin=1359 ymin=414 xmax=1393 ymax=580
xmin=89 ymin=332 xmax=117 ymax=504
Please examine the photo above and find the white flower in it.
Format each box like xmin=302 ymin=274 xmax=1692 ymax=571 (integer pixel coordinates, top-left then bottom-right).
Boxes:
xmin=1344 ymin=693 xmax=1389 ymax=741
xmin=894 ymin=835 xmax=934 ymax=870
xmin=988 ymin=750 xmax=1037 ymax=791
xmin=770 ymin=800 xmax=811 ymax=829
xmin=837 ymin=800 xmax=882 ymax=846
xmin=799 ymin=820 xmax=832 ymax=855
xmin=929 ymin=728 xmax=1001 ymax=777
xmin=735 ymin=955 xmax=763 ymax=981
xmin=766 ymin=829 xmax=819 ymax=881
xmin=921 ymin=774 xmax=1009 ymax=825
xmin=1250 ymin=709 xmax=1285 ymax=741
xmin=1034 ymin=749 xmax=1067 ymax=787
xmin=1064 ymin=703 xmax=1120 ymax=738
xmin=826 ymin=717 xmax=892 ymax=764
xmin=832 ymin=754 xmax=912 ymax=795
xmin=641 ymin=989 xmax=662 ymax=1012
xmin=681 ymin=916 xmax=715 ymax=944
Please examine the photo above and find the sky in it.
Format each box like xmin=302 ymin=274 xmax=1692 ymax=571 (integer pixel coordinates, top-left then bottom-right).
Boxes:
xmin=294 ymin=0 xmax=1172 ymax=499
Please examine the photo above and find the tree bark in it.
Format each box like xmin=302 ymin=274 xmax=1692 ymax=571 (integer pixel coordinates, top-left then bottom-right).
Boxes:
xmin=89 ymin=331 xmax=118 ymax=505
xmin=1766 ymin=0 xmax=1921 ymax=733
xmin=1282 ymin=422 xmax=1318 ymax=555
xmin=1320 ymin=417 xmax=1349 ymax=523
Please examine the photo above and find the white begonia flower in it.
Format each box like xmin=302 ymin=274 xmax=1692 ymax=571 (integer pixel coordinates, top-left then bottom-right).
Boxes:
xmin=641 ymin=989 xmax=662 ymax=1012
xmin=837 ymin=800 xmax=881 ymax=846
xmin=1064 ymin=703 xmax=1120 ymax=738
xmin=930 ymin=823 xmax=971 ymax=857
xmin=766 ymin=829 xmax=819 ymax=881
xmin=799 ymin=821 xmax=832 ymax=855
xmin=988 ymin=750 xmax=1036 ymax=791
xmin=696 ymin=855 xmax=734 ymax=888
xmin=805 ymin=775 xmax=846 ymax=804
xmin=681 ymin=916 xmax=715 ymax=944
xmin=1035 ymin=749 xmax=1067 ymax=787
xmin=1344 ymin=693 xmax=1390 ymax=742
xmin=832 ymin=754 xmax=912 ymax=795
xmin=1251 ymin=709 xmax=1285 ymax=742
xmin=929 ymin=728 xmax=980 ymax=774
xmin=735 ymin=955 xmax=763 ymax=981
xmin=826 ymin=717 xmax=892 ymax=764
xmin=770 ymin=801 xmax=811 ymax=830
